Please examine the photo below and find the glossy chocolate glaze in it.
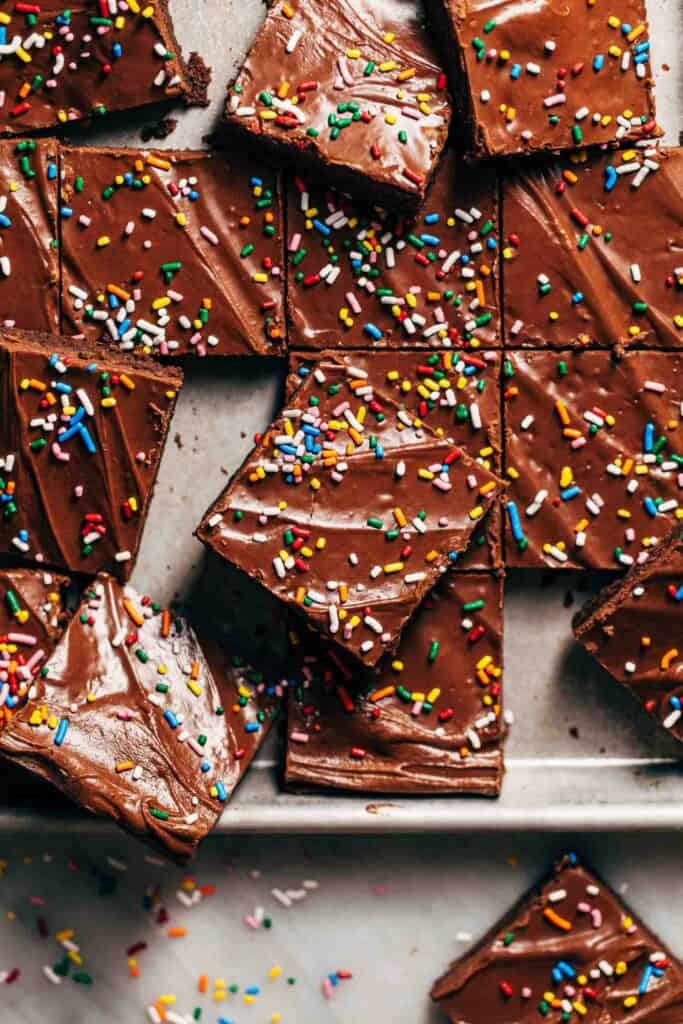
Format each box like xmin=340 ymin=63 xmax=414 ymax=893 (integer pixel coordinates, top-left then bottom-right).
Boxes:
xmin=0 ymin=328 xmax=181 ymax=579
xmin=432 ymin=855 xmax=683 ymax=1024
xmin=0 ymin=574 xmax=280 ymax=860
xmin=0 ymin=1 xmax=204 ymax=134
xmin=0 ymin=140 xmax=59 ymax=333
xmin=60 ymin=146 xmax=285 ymax=358
xmin=286 ymin=571 xmax=503 ymax=794
xmin=197 ymin=351 xmax=504 ymax=667
xmin=503 ymin=147 xmax=682 ymax=349
xmin=225 ymin=0 xmax=451 ymax=209
xmin=504 ymin=350 xmax=683 ymax=569
xmin=427 ymin=0 xmax=657 ymax=159
xmin=288 ymin=348 xmax=502 ymax=570
xmin=574 ymin=528 xmax=683 ymax=744
xmin=287 ymin=148 xmax=501 ymax=349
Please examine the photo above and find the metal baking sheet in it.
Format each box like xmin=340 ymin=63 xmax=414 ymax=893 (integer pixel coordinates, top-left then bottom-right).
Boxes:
xmin=3 ymin=0 xmax=682 ymax=833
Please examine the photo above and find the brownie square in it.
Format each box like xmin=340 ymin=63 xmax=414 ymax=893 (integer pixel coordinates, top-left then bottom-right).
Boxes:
xmin=225 ymin=0 xmax=451 ymax=210
xmin=432 ymin=853 xmax=683 ymax=1023
xmin=503 ymin=147 xmax=682 ymax=349
xmin=0 ymin=1 xmax=208 ymax=134
xmin=0 ymin=574 xmax=280 ymax=860
xmin=0 ymin=139 xmax=59 ymax=334
xmin=287 ymin=147 xmax=501 ymax=350
xmin=426 ymin=0 xmax=658 ymax=159
xmin=504 ymin=350 xmax=683 ymax=569
xmin=286 ymin=571 xmax=504 ymax=794
xmin=59 ymin=147 xmax=285 ymax=357
xmin=0 ymin=327 xmax=181 ymax=579
xmin=197 ymin=351 xmax=504 ymax=667
xmin=574 ymin=527 xmax=683 ymax=745
xmin=288 ymin=348 xmax=503 ymax=570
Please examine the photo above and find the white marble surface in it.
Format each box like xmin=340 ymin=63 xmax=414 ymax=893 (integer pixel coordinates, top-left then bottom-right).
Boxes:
xmin=0 ymin=831 xmax=681 ymax=1023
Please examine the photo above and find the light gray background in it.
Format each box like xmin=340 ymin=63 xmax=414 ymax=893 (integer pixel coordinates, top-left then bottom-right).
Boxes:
xmin=0 ymin=1 xmax=681 ymax=1021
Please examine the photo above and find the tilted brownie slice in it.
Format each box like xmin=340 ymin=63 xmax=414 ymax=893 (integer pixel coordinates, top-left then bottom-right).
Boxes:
xmin=0 ymin=139 xmax=59 ymax=334
xmin=0 ymin=327 xmax=181 ymax=579
xmin=288 ymin=349 xmax=502 ymax=570
xmin=503 ymin=350 xmax=683 ymax=570
xmin=503 ymin=147 xmax=682 ymax=349
xmin=574 ymin=528 xmax=683 ymax=745
xmin=287 ymin=148 xmax=501 ymax=350
xmin=60 ymin=146 xmax=285 ymax=357
xmin=432 ymin=853 xmax=683 ymax=1023
xmin=425 ymin=0 xmax=658 ymax=159
xmin=224 ymin=0 xmax=451 ymax=211
xmin=0 ymin=1 xmax=209 ymax=134
xmin=0 ymin=574 xmax=281 ymax=860
xmin=286 ymin=571 xmax=504 ymax=795
xmin=197 ymin=351 xmax=504 ymax=667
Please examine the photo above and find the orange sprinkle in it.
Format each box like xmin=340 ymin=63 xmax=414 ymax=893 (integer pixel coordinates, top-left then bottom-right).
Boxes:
xmin=161 ymin=610 xmax=171 ymax=638
xmin=198 ymin=974 xmax=209 ymax=994
xmin=123 ymin=599 xmax=143 ymax=627
xmin=167 ymin=928 xmax=186 ymax=939
xmin=544 ymin=908 xmax=572 ymax=931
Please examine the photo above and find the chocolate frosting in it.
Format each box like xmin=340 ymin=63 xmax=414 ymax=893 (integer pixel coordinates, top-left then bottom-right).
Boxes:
xmin=432 ymin=854 xmax=683 ymax=1024
xmin=0 ymin=140 xmax=59 ymax=334
xmin=574 ymin=528 xmax=683 ymax=744
xmin=287 ymin=148 xmax=501 ymax=349
xmin=0 ymin=327 xmax=181 ymax=579
xmin=225 ymin=0 xmax=451 ymax=208
xmin=0 ymin=574 xmax=280 ymax=861
xmin=0 ymin=568 xmax=68 ymax=727
xmin=0 ymin=1 xmax=200 ymax=134
xmin=198 ymin=351 xmax=504 ymax=667
xmin=288 ymin=348 xmax=502 ymax=569
xmin=60 ymin=146 xmax=285 ymax=358
xmin=428 ymin=0 xmax=657 ymax=158
xmin=503 ymin=147 xmax=683 ymax=349
xmin=286 ymin=572 xmax=503 ymax=794
xmin=504 ymin=350 xmax=683 ymax=569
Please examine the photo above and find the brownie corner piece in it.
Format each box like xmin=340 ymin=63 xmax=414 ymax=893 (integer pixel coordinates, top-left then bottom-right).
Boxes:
xmin=502 ymin=146 xmax=683 ymax=349
xmin=286 ymin=569 xmax=504 ymax=795
xmin=0 ymin=573 xmax=280 ymax=860
xmin=197 ymin=352 xmax=504 ymax=668
xmin=224 ymin=0 xmax=451 ymax=209
xmin=573 ymin=526 xmax=683 ymax=744
xmin=432 ymin=852 xmax=683 ymax=1023
xmin=0 ymin=327 xmax=181 ymax=580
xmin=59 ymin=146 xmax=285 ymax=358
xmin=429 ymin=0 xmax=657 ymax=159
xmin=0 ymin=2 xmax=205 ymax=134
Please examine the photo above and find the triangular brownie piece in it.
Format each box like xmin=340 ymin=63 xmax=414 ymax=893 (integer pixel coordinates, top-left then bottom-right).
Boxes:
xmin=0 ymin=574 xmax=280 ymax=860
xmin=574 ymin=528 xmax=683 ymax=744
xmin=197 ymin=351 xmax=504 ymax=667
xmin=0 ymin=328 xmax=181 ymax=579
xmin=432 ymin=853 xmax=683 ymax=1023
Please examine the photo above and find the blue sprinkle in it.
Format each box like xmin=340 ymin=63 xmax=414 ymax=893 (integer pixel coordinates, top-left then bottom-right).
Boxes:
xmin=163 ymin=710 xmax=179 ymax=729
xmin=245 ymin=722 xmax=260 ymax=734
xmin=200 ymin=761 xmax=211 ymax=773
xmin=363 ymin=323 xmax=382 ymax=341
xmin=674 ymin=585 xmax=683 ymax=602
xmin=510 ymin=63 xmax=521 ymax=80
xmin=560 ymin=485 xmax=581 ymax=501
xmin=424 ymin=213 xmax=439 ymax=224
xmin=54 ymin=718 xmax=69 ymax=746
xmin=312 ymin=218 xmax=331 ymax=237
xmin=0 ymin=215 xmax=11 ymax=229
xmin=18 ymin=529 xmax=28 ymax=542
xmin=571 ymin=291 xmax=584 ymax=304
xmin=420 ymin=233 xmax=440 ymax=246
xmin=639 ymin=965 xmax=653 ymax=996
xmin=244 ymin=986 xmax=260 ymax=996
xmin=250 ymin=177 xmax=263 ymax=187
xmin=643 ymin=496 xmax=658 ymax=518
xmin=506 ymin=501 xmax=525 ymax=543
xmin=47 ymin=162 xmax=57 ymax=181
xmin=215 ymin=781 xmax=228 ymax=802
xmin=643 ymin=421 xmax=654 ymax=453
xmin=593 ymin=54 xmax=604 ymax=72
xmin=112 ymin=42 xmax=122 ymax=59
